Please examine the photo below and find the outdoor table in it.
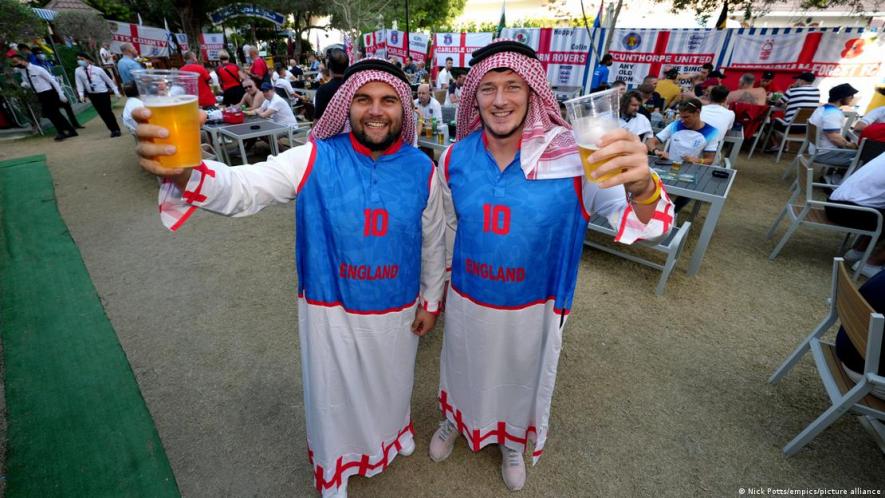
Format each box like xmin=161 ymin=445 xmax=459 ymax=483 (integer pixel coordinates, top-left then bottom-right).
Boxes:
xmin=202 ymin=115 xmax=262 ymax=163
xmin=417 ymin=136 xmax=450 ymax=160
xmin=723 ymin=128 xmax=744 ymax=167
xmin=217 ymin=120 xmax=292 ymax=165
xmin=293 ymin=88 xmax=317 ymax=102
xmin=650 ymin=158 xmax=737 ymax=276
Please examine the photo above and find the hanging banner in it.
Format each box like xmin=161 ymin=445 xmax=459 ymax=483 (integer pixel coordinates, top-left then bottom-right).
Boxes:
xmin=502 ymin=27 xmax=593 ymax=88
xmin=602 ymin=28 xmax=731 ymax=86
xmin=433 ymin=32 xmax=493 ymax=67
xmin=208 ymin=3 xmax=285 ymax=26
xmin=199 ymin=33 xmax=224 ymax=61
xmin=109 ymin=21 xmax=189 ymax=57
xmin=363 ymin=30 xmax=387 ymax=59
xmin=384 ymin=30 xmax=430 ymax=63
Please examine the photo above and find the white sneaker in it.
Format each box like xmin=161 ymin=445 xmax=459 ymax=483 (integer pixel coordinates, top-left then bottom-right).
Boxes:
xmin=399 ymin=437 xmax=415 ymax=456
xmin=500 ymin=445 xmax=526 ymax=491
xmin=429 ymin=420 xmax=458 ymax=462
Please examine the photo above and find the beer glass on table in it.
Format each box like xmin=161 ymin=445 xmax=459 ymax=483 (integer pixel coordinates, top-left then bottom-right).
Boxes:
xmin=132 ymin=70 xmax=202 ymax=169
xmin=564 ymin=89 xmax=621 ymax=183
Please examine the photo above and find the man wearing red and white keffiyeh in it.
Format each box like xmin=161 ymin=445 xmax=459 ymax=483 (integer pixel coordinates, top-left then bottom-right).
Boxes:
xmin=132 ymin=59 xmax=446 ymax=498
xmin=427 ymin=40 xmax=673 ymax=491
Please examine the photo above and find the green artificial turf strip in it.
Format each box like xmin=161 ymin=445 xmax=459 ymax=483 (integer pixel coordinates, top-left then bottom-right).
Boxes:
xmin=0 ymin=155 xmax=180 ymax=497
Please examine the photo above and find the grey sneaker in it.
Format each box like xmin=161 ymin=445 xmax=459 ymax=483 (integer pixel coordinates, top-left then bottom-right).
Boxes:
xmin=500 ymin=445 xmax=526 ymax=491
xmin=429 ymin=420 xmax=458 ymax=462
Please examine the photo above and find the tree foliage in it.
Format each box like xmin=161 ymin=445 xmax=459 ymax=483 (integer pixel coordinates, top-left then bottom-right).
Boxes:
xmin=53 ymin=10 xmax=112 ymax=55
xmin=0 ymin=0 xmax=41 ymax=42
xmin=663 ymin=0 xmax=876 ymax=22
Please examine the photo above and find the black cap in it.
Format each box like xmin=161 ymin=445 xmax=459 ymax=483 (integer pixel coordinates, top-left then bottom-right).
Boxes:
xmin=709 ymin=70 xmax=724 ymax=78
xmin=260 ymin=82 xmax=273 ymax=91
xmin=828 ymin=83 xmax=858 ymax=102
xmin=762 ymin=71 xmax=774 ymax=79
xmin=794 ymin=72 xmax=815 ymax=83
xmin=342 ymin=58 xmax=410 ymax=86
xmin=664 ymin=67 xmax=679 ymax=78
xmin=469 ymin=40 xmax=538 ymax=66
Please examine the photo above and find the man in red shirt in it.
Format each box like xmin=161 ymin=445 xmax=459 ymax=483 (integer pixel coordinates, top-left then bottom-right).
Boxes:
xmin=214 ymin=50 xmax=245 ymax=106
xmin=248 ymin=46 xmax=268 ymax=85
xmin=180 ymin=51 xmax=217 ymax=107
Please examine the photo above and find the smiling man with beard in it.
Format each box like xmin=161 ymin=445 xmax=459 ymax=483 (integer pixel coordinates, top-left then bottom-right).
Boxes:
xmin=131 ymin=59 xmax=447 ymax=498
xmin=427 ymin=41 xmax=673 ymax=491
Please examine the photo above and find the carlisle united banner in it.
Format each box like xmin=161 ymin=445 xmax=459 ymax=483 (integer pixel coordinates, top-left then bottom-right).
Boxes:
xmin=604 ymin=28 xmax=731 ymax=86
xmin=501 ymin=27 xmax=593 ymax=88
xmin=385 ymin=30 xmax=430 ymax=63
xmin=433 ymin=32 xmax=494 ymax=67
xmin=199 ymin=33 xmax=224 ymax=61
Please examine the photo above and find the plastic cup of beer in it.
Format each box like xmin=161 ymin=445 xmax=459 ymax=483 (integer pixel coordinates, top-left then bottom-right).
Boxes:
xmin=564 ymin=89 xmax=621 ymax=183
xmin=671 ymin=158 xmax=682 ymax=172
xmin=132 ymin=69 xmax=201 ymax=169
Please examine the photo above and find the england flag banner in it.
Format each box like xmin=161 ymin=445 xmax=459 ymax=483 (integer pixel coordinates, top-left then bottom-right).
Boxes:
xmin=433 ymin=32 xmax=493 ymax=67
xmin=386 ymin=30 xmax=429 ymax=63
xmin=363 ymin=30 xmax=387 ymax=59
xmin=726 ymin=28 xmax=808 ymax=70
xmin=501 ymin=27 xmax=593 ymax=88
xmin=604 ymin=28 xmax=731 ymax=86
xmin=199 ymin=33 xmax=224 ymax=61
xmin=109 ymin=21 xmax=188 ymax=57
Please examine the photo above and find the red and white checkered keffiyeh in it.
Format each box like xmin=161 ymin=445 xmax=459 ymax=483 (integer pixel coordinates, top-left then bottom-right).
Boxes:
xmin=457 ymin=41 xmax=582 ymax=179
xmin=310 ymin=60 xmax=416 ymax=144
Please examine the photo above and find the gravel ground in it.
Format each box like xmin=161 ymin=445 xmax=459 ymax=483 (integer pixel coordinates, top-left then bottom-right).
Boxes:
xmin=1 ymin=118 xmax=882 ymax=497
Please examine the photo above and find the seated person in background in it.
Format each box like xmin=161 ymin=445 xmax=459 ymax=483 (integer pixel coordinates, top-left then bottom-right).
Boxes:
xmin=414 ymin=83 xmax=442 ymax=121
xmin=647 ymin=98 xmax=719 ymax=165
xmin=120 ymin=83 xmax=143 ymax=135
xmin=272 ymin=66 xmax=297 ymax=99
xmin=238 ymin=79 xmax=265 ymax=111
xmin=618 ymin=91 xmax=652 ymax=142
xmin=697 ymin=70 xmax=724 ymax=104
xmin=403 ymin=55 xmax=417 ymax=75
xmin=446 ymin=73 xmax=466 ymax=106
xmin=638 ymin=81 xmax=665 ymax=118
xmin=780 ymin=72 xmax=820 ymax=122
xmin=726 ymin=73 xmax=768 ymax=106
xmin=757 ymin=71 xmax=775 ymax=94
xmin=835 ymin=268 xmax=885 ymax=400
xmin=655 ymin=67 xmax=682 ymax=109
xmin=686 ymin=63 xmax=713 ymax=96
xmin=287 ymin=59 xmax=304 ymax=79
xmin=246 ymin=82 xmax=299 ymax=129
xmin=700 ymin=85 xmax=735 ymax=151
xmin=825 ymin=152 xmax=885 ymax=279
xmin=854 ymin=103 xmax=885 ymax=133
xmin=611 ymin=79 xmax=627 ymax=96
xmin=808 ymin=83 xmax=859 ymax=166
xmin=412 ymin=60 xmax=429 ymax=84
xmin=271 ymin=63 xmax=294 ymax=83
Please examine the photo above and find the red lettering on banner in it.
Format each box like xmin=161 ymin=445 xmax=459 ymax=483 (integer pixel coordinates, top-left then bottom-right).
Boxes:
xmin=464 ymin=258 xmax=526 ymax=283
xmin=610 ymin=52 xmax=713 ymax=65
xmin=338 ymin=263 xmax=400 ymax=281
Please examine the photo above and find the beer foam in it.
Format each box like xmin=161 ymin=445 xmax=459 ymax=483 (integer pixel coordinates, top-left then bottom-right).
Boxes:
xmin=142 ymin=94 xmax=198 ymax=107
xmin=573 ymin=115 xmax=619 ymax=148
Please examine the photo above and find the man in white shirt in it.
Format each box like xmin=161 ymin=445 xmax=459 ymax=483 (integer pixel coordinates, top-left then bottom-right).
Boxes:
xmin=854 ymin=105 xmax=885 ymax=133
xmin=808 ymin=83 xmax=859 ymax=166
xmin=75 ymin=52 xmax=122 ymax=137
xmin=273 ymin=67 xmax=297 ymax=99
xmin=414 ymin=83 xmax=441 ymax=121
xmin=271 ymin=64 xmax=294 ymax=84
xmin=699 ymin=85 xmax=735 ymax=153
xmin=445 ymin=73 xmax=465 ymax=106
xmin=826 ymin=152 xmax=885 ymax=277
xmin=11 ymin=52 xmax=77 ymax=141
xmin=99 ymin=43 xmax=114 ymax=66
xmin=248 ymin=82 xmax=299 ymax=130
xmin=618 ymin=91 xmax=652 ymax=142
xmin=121 ymin=83 xmax=143 ymax=135
xmin=436 ymin=57 xmax=454 ymax=90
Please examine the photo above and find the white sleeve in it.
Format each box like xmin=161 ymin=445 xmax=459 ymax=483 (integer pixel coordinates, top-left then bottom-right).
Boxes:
xmin=437 ymin=145 xmax=458 ymax=283
xmin=419 ymin=166 xmax=447 ymax=314
xmin=582 ymin=172 xmax=674 ymax=245
xmin=100 ymin=68 xmax=119 ymax=95
xmin=655 ymin=122 xmax=674 ymax=143
xmin=74 ymin=68 xmax=85 ymax=99
xmin=861 ymin=106 xmax=885 ymax=125
xmin=42 ymin=67 xmax=64 ymax=98
xmin=158 ymin=141 xmax=316 ymax=231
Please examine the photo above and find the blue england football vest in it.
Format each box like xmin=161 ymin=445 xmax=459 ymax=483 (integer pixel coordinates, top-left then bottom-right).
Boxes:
xmin=295 ymin=133 xmax=434 ymax=313
xmin=446 ymin=130 xmax=590 ymax=314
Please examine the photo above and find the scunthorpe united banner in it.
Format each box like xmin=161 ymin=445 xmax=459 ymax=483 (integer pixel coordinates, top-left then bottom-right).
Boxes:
xmin=501 ymin=27 xmax=594 ymax=88
xmin=109 ymin=21 xmax=188 ymax=57
xmin=604 ymin=28 xmax=731 ymax=86
xmin=199 ymin=33 xmax=224 ymax=61
xmin=433 ymin=32 xmax=494 ymax=67
xmin=385 ymin=30 xmax=431 ymax=63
